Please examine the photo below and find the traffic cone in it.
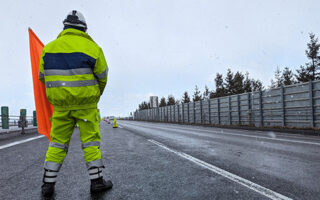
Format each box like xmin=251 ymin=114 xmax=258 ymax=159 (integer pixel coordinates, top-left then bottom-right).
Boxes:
xmin=113 ymin=118 xmax=118 ymax=128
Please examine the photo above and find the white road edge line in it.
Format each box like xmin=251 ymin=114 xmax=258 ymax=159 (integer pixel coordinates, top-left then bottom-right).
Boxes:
xmin=126 ymin=122 xmax=320 ymax=146
xmin=0 ymin=135 xmax=45 ymax=150
xmin=148 ymin=139 xmax=292 ymax=200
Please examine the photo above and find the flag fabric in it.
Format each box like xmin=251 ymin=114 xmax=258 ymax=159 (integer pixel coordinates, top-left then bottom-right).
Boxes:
xmin=28 ymin=28 xmax=53 ymax=141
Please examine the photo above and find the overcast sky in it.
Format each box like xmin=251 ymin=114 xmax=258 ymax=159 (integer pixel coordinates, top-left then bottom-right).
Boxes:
xmin=1 ymin=0 xmax=320 ymax=117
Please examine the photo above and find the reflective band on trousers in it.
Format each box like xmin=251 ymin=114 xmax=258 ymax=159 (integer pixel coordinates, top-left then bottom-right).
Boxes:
xmin=43 ymin=170 xmax=58 ymax=183
xmin=86 ymin=159 xmax=104 ymax=169
xmin=44 ymin=161 xmax=62 ymax=171
xmin=39 ymin=71 xmax=44 ymax=79
xmin=45 ymin=171 xmax=58 ymax=176
xmin=82 ymin=141 xmax=100 ymax=149
xmin=44 ymin=177 xmax=57 ymax=183
xmin=88 ymin=167 xmax=102 ymax=180
xmin=45 ymin=79 xmax=98 ymax=88
xmin=95 ymin=68 xmax=108 ymax=79
xmin=44 ymin=68 xmax=93 ymax=76
xmin=49 ymin=142 xmax=69 ymax=150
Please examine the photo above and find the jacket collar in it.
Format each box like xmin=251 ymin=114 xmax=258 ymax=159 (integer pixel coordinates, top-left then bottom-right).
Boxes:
xmin=57 ymin=28 xmax=95 ymax=43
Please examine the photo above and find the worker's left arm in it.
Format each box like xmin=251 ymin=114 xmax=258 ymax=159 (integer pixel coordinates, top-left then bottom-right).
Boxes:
xmin=93 ymin=47 xmax=108 ymax=96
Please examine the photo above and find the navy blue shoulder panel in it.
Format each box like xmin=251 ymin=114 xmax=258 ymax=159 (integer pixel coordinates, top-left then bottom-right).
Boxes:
xmin=43 ymin=52 xmax=96 ymax=70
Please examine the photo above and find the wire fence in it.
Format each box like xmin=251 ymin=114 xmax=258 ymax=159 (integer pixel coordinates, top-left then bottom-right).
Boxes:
xmin=134 ymin=80 xmax=320 ymax=129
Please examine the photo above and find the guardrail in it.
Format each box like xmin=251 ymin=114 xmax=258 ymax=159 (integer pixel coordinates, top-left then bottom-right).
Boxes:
xmin=1 ymin=107 xmax=37 ymax=134
xmin=134 ymin=80 xmax=320 ymax=130
xmin=0 ymin=115 xmax=34 ymax=127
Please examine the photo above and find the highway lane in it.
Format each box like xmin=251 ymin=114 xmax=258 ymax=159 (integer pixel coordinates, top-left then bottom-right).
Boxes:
xmin=0 ymin=121 xmax=319 ymax=199
xmin=119 ymin=120 xmax=320 ymax=200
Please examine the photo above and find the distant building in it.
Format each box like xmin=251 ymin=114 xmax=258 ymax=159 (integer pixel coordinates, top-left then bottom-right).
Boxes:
xmin=149 ymin=96 xmax=159 ymax=108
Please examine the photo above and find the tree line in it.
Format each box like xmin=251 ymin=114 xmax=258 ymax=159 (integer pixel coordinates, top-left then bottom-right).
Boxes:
xmin=138 ymin=32 xmax=320 ymax=110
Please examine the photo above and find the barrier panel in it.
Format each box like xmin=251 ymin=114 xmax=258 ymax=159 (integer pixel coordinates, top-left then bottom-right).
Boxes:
xmin=134 ymin=80 xmax=320 ymax=129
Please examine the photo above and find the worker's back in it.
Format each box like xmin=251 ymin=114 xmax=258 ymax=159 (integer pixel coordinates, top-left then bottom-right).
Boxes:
xmin=39 ymin=28 xmax=108 ymax=111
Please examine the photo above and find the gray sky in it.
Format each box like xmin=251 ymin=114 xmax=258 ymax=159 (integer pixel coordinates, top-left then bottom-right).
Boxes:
xmin=0 ymin=0 xmax=319 ymax=117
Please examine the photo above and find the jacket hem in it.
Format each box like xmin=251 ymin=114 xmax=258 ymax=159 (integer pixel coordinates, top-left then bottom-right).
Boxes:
xmin=53 ymin=103 xmax=97 ymax=111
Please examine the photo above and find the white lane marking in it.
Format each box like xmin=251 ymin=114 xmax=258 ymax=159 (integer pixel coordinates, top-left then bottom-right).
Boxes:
xmin=0 ymin=135 xmax=45 ymax=150
xmin=125 ymin=122 xmax=320 ymax=146
xmin=128 ymin=121 xmax=320 ymax=141
xmin=148 ymin=139 xmax=292 ymax=200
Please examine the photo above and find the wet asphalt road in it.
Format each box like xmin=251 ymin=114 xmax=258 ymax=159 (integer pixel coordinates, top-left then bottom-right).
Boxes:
xmin=0 ymin=120 xmax=319 ymax=200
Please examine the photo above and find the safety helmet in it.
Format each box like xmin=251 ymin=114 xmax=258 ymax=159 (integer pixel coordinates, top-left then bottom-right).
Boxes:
xmin=63 ymin=10 xmax=87 ymax=30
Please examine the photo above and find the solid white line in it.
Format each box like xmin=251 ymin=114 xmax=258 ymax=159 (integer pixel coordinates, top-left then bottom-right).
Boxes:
xmin=148 ymin=139 xmax=292 ymax=200
xmin=0 ymin=135 xmax=45 ymax=150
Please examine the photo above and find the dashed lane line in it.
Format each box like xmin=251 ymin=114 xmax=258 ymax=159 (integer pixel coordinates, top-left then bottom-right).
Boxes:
xmin=0 ymin=135 xmax=45 ymax=150
xmin=148 ymin=139 xmax=292 ymax=200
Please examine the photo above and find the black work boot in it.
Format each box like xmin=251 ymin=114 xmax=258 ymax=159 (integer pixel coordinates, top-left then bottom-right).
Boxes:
xmin=41 ymin=182 xmax=55 ymax=197
xmin=90 ymin=177 xmax=113 ymax=193
xmin=41 ymin=169 xmax=57 ymax=197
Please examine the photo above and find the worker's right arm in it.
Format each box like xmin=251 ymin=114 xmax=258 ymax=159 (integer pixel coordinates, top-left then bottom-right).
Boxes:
xmin=38 ymin=50 xmax=45 ymax=84
xmin=93 ymin=47 xmax=108 ymax=96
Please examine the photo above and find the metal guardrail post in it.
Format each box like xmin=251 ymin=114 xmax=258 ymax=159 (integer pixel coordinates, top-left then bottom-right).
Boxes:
xmin=208 ymin=99 xmax=211 ymax=124
xmin=259 ymin=90 xmax=264 ymax=127
xmin=309 ymin=81 xmax=315 ymax=128
xmin=217 ymin=98 xmax=221 ymax=125
xmin=173 ymin=105 xmax=175 ymax=122
xmin=33 ymin=110 xmax=37 ymax=126
xmin=228 ymin=96 xmax=232 ymax=125
xmin=182 ymin=103 xmax=184 ymax=123
xmin=193 ymin=101 xmax=196 ymax=124
xmin=188 ymin=103 xmax=190 ymax=123
xmin=1 ymin=106 xmax=9 ymax=129
xmin=200 ymin=100 xmax=203 ymax=124
xmin=281 ymin=86 xmax=285 ymax=127
xmin=19 ymin=109 xmax=27 ymax=134
xmin=247 ymin=93 xmax=252 ymax=125
xmin=237 ymin=94 xmax=241 ymax=125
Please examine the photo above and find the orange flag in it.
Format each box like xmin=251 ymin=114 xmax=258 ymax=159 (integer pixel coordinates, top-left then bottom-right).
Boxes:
xmin=28 ymin=28 xmax=53 ymax=141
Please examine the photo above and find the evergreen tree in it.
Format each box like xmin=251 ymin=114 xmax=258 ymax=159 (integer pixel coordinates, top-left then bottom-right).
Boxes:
xmin=282 ymin=67 xmax=295 ymax=86
xmin=225 ymin=68 xmax=235 ymax=95
xmin=193 ymin=85 xmax=202 ymax=102
xmin=296 ymin=65 xmax=311 ymax=82
xmin=233 ymin=71 xmax=244 ymax=94
xmin=251 ymin=79 xmax=263 ymax=91
xmin=167 ymin=95 xmax=176 ymax=105
xmin=296 ymin=33 xmax=320 ymax=82
xmin=215 ymin=73 xmax=225 ymax=97
xmin=209 ymin=91 xmax=215 ymax=99
xmin=139 ymin=101 xmax=149 ymax=110
xmin=270 ymin=67 xmax=283 ymax=88
xmin=305 ymin=33 xmax=320 ymax=80
xmin=159 ymin=97 xmax=167 ymax=107
xmin=182 ymin=91 xmax=191 ymax=103
xmin=243 ymin=72 xmax=252 ymax=92
xmin=203 ymin=85 xmax=210 ymax=100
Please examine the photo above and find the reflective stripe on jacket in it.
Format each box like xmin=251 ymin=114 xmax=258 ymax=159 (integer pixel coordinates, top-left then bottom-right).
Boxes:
xmin=39 ymin=28 xmax=108 ymax=111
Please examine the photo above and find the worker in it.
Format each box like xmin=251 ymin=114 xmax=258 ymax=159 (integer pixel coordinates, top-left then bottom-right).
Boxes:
xmin=39 ymin=10 xmax=112 ymax=197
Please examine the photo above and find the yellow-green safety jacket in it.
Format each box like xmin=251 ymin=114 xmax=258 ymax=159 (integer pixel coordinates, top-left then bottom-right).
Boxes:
xmin=39 ymin=28 xmax=108 ymax=111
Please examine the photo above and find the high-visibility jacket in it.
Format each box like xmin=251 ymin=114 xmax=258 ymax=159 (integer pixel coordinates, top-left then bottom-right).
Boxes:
xmin=39 ymin=28 xmax=108 ymax=111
